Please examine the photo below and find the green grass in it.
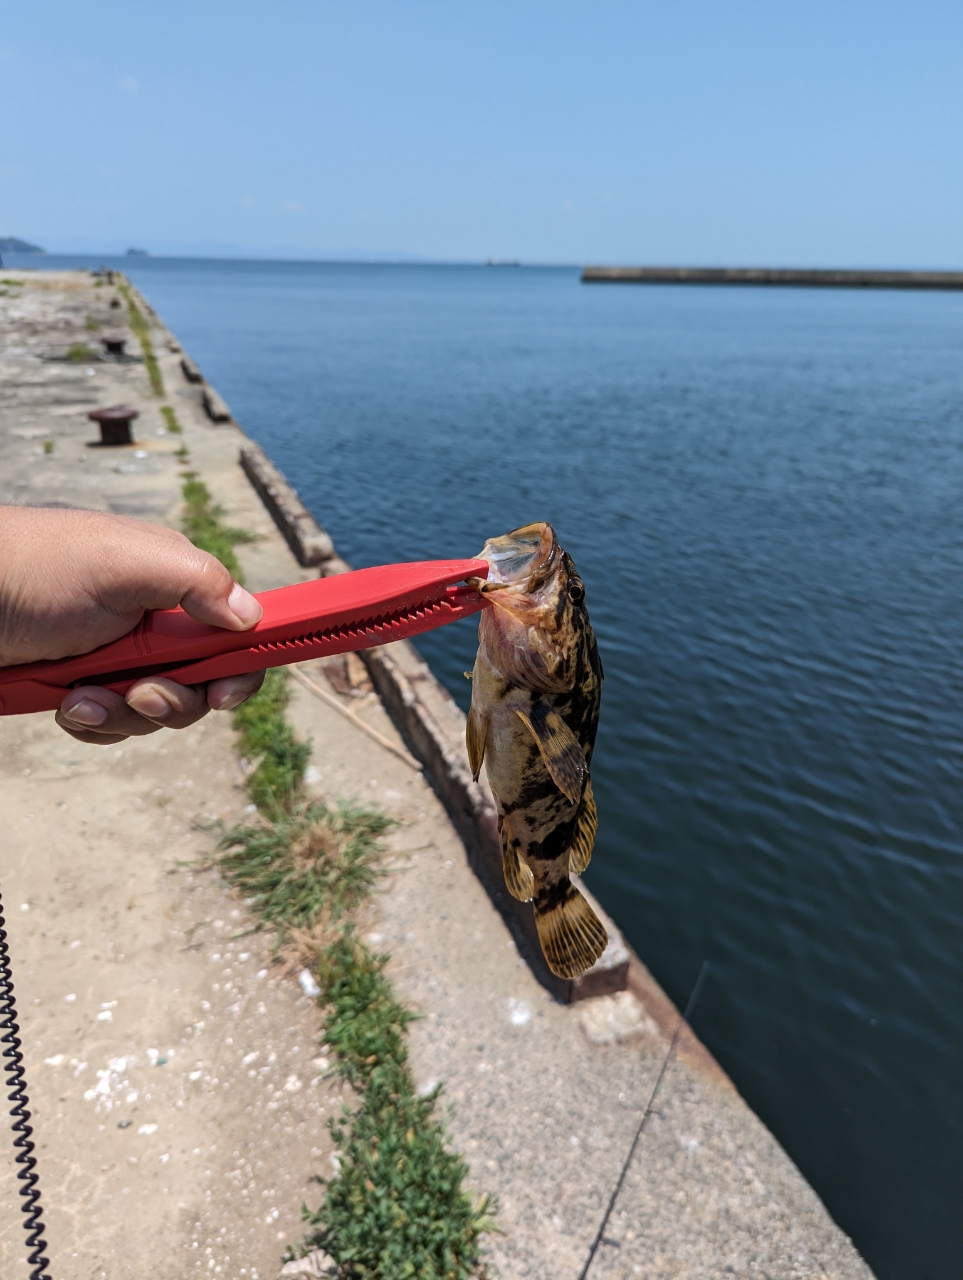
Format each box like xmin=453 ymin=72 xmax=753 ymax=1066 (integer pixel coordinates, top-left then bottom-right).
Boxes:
xmin=300 ymin=934 xmax=495 ymax=1280
xmin=85 ymin=315 xmax=100 ymax=331
xmin=219 ymin=800 xmax=389 ymax=932
xmin=116 ymin=275 xmax=163 ymax=395
xmin=67 ymin=342 xmax=95 ymax=362
xmin=43 ymin=440 xmax=54 ymax=455
xmin=160 ymin=405 xmax=183 ymax=433
xmin=231 ymin=667 xmax=312 ymax=810
xmin=181 ymin=475 xmax=255 ymax=585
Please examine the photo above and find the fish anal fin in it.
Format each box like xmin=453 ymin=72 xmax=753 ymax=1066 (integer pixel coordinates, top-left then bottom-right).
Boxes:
xmin=466 ymin=704 xmax=488 ymax=781
xmin=514 ymin=702 xmax=586 ymax=805
xmin=534 ymin=880 xmax=607 ymax=979
xmin=568 ymin=776 xmax=597 ymax=876
xmin=499 ymin=816 xmax=534 ymax=902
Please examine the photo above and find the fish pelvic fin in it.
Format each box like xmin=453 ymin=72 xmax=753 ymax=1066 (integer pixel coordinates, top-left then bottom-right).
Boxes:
xmin=567 ymin=776 xmax=598 ymax=876
xmin=499 ymin=816 xmax=534 ymax=902
xmin=466 ymin=704 xmax=488 ymax=781
xmin=534 ymin=879 xmax=607 ymax=979
xmin=514 ymin=701 xmax=586 ymax=805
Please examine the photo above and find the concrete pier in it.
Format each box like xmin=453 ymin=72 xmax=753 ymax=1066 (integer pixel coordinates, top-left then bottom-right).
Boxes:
xmin=582 ymin=265 xmax=963 ymax=289
xmin=0 ymin=270 xmax=874 ymax=1279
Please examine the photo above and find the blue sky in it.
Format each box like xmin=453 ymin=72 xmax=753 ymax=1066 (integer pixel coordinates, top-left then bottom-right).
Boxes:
xmin=1 ymin=1 xmax=961 ymax=265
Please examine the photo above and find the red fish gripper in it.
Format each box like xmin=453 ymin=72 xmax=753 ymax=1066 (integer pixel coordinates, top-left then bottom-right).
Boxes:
xmin=0 ymin=558 xmax=490 ymax=716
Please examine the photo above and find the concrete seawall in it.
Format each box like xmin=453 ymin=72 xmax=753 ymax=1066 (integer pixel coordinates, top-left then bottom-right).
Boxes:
xmin=582 ymin=265 xmax=963 ymax=289
xmin=0 ymin=269 xmax=875 ymax=1279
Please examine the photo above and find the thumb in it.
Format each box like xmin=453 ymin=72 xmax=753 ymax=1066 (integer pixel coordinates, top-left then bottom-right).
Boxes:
xmin=174 ymin=553 xmax=263 ymax=631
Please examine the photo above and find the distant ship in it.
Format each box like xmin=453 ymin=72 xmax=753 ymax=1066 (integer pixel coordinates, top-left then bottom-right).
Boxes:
xmin=126 ymin=248 xmax=150 ymax=257
xmin=486 ymin=258 xmax=521 ymax=267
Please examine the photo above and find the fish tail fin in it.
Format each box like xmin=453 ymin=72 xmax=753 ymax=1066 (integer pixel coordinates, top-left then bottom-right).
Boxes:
xmin=567 ymin=776 xmax=597 ymax=876
xmin=499 ymin=816 xmax=534 ymax=902
xmin=534 ymin=880 xmax=607 ymax=979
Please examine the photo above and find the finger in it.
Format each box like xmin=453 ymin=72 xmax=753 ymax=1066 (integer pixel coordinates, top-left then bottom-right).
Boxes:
xmin=57 ymin=687 xmax=162 ymax=741
xmin=123 ymin=677 xmax=212 ymax=730
xmin=58 ymin=680 xmax=209 ymax=740
xmin=206 ymin=669 xmax=265 ymax=711
xmin=56 ymin=670 xmax=260 ymax=744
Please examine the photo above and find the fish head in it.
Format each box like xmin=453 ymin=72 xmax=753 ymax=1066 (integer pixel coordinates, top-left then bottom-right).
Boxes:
xmin=474 ymin=522 xmax=588 ymax=692
xmin=478 ymin=522 xmax=559 ymax=591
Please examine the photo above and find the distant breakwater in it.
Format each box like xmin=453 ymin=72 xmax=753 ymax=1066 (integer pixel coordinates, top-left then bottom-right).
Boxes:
xmin=581 ymin=265 xmax=963 ymax=290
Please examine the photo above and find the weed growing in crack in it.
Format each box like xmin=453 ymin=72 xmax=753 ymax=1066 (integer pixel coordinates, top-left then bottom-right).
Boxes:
xmin=299 ymin=934 xmax=497 ymax=1278
xmin=181 ymin=475 xmax=255 ymax=584
xmin=116 ymin=275 xmax=163 ymax=395
xmin=231 ymin=667 xmax=311 ymax=810
xmin=219 ymin=801 xmax=389 ymax=934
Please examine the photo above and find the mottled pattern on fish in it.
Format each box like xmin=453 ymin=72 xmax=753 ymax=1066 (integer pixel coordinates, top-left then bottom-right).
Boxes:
xmin=466 ymin=522 xmax=607 ymax=978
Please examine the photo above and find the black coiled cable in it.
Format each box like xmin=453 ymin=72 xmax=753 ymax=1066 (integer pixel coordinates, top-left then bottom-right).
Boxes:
xmin=0 ymin=885 xmax=52 ymax=1279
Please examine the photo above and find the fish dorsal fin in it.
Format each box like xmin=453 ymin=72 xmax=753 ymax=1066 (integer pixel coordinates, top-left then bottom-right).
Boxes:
xmin=513 ymin=701 xmax=586 ymax=805
xmin=466 ymin=704 xmax=488 ymax=781
xmin=568 ymin=776 xmax=597 ymax=876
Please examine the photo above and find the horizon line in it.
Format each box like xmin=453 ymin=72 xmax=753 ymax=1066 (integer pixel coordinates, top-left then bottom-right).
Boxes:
xmin=2 ymin=248 xmax=582 ymax=269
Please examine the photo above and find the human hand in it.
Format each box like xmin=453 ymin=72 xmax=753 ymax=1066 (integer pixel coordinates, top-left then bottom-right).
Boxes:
xmin=0 ymin=506 xmax=265 ymax=744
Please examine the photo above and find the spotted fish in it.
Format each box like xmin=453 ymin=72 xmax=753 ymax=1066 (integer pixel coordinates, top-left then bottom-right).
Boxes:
xmin=466 ymin=522 xmax=606 ymax=978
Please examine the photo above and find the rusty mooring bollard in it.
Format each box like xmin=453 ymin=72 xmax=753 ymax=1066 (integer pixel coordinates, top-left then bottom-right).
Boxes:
xmin=100 ymin=331 xmax=128 ymax=355
xmin=88 ymin=404 xmax=139 ymax=446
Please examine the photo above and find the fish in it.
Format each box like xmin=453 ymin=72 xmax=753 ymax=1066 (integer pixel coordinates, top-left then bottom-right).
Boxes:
xmin=466 ymin=522 xmax=607 ymax=978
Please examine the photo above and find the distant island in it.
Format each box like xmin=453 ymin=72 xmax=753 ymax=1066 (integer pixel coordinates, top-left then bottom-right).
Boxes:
xmin=0 ymin=237 xmax=45 ymax=253
xmin=126 ymin=248 xmax=150 ymax=257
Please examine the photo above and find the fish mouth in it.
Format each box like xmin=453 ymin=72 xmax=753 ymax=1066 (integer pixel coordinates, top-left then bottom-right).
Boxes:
xmin=477 ymin=522 xmax=559 ymax=590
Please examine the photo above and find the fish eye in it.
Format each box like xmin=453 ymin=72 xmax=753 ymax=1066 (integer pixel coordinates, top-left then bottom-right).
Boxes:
xmin=569 ymin=582 xmax=584 ymax=604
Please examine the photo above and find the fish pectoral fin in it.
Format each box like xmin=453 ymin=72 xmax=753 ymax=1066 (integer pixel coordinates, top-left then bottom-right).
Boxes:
xmin=568 ymin=776 xmax=597 ymax=876
xmin=466 ymin=704 xmax=488 ymax=781
xmin=534 ymin=880 xmax=608 ymax=979
xmin=514 ymin=702 xmax=586 ymax=805
xmin=499 ymin=816 xmax=534 ymax=902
